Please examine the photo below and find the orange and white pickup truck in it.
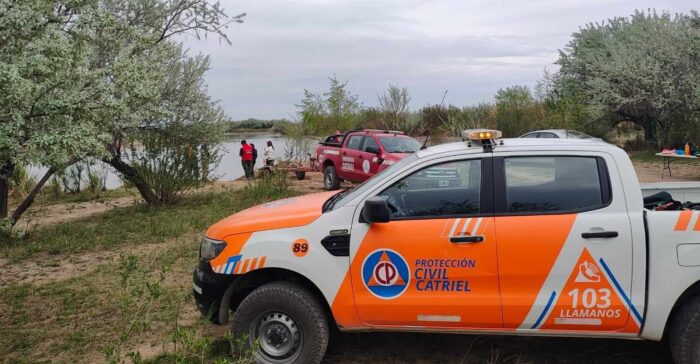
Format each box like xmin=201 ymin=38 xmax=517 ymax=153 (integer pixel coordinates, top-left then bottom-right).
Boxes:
xmin=193 ymin=129 xmax=700 ymax=364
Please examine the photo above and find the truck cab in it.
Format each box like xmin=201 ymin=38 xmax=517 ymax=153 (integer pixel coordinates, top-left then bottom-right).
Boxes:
xmin=193 ymin=129 xmax=700 ymax=364
xmin=316 ymin=129 xmax=422 ymax=190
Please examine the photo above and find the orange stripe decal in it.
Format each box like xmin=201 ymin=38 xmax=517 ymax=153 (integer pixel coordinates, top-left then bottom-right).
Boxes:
xmin=675 ymin=211 xmax=693 ymax=231
xmin=240 ymin=259 xmax=250 ymax=273
xmin=258 ymin=256 xmax=267 ymax=268
xmin=694 ymin=213 xmax=700 ymax=231
xmin=249 ymin=257 xmax=259 ymax=271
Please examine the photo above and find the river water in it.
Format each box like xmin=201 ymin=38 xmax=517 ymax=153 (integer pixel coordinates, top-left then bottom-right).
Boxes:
xmin=28 ymin=133 xmax=302 ymax=190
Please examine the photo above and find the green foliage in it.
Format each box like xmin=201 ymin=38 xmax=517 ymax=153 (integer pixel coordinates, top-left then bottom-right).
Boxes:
xmin=298 ymin=75 xmax=362 ymax=134
xmin=225 ymin=118 xmax=293 ymax=133
xmin=0 ymin=0 xmax=239 ymax=224
xmin=127 ymin=133 xmax=220 ymax=206
xmin=377 ymin=84 xmax=412 ymax=130
xmin=557 ymin=10 xmax=700 ymax=146
xmin=242 ymin=172 xmax=290 ymax=204
xmin=494 ymin=86 xmax=542 ymax=137
xmin=8 ymin=165 xmax=36 ymax=198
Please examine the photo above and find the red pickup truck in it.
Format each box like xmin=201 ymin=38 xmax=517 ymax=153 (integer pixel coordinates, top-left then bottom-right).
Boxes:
xmin=316 ymin=129 xmax=422 ymax=190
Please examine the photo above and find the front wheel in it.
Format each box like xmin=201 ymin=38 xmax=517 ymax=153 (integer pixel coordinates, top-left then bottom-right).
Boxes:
xmin=669 ymin=294 xmax=700 ymax=364
xmin=232 ymin=282 xmax=329 ymax=364
xmin=323 ymin=166 xmax=341 ymax=190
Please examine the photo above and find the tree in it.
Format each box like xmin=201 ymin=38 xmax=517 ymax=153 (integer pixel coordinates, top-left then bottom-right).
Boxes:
xmin=0 ymin=0 xmax=110 ymax=224
xmin=92 ymin=0 xmax=237 ymax=206
xmin=103 ymin=47 xmax=227 ymax=206
xmin=0 ymin=0 xmax=241 ymax=228
xmin=298 ymin=75 xmax=362 ymax=134
xmin=378 ymin=84 xmax=411 ymax=130
xmin=557 ymin=10 xmax=700 ymax=145
xmin=494 ymin=85 xmax=539 ymax=137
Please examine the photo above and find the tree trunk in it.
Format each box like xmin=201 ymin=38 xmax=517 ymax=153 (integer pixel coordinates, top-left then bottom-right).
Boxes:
xmin=104 ymin=156 xmax=159 ymax=205
xmin=10 ymin=167 xmax=57 ymax=226
xmin=0 ymin=161 xmax=15 ymax=219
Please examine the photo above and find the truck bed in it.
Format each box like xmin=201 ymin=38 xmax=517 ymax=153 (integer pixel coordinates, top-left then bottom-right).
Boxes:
xmin=641 ymin=182 xmax=700 ymax=203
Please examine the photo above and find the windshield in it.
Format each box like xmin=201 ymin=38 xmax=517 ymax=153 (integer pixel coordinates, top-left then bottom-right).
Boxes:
xmin=379 ymin=136 xmax=422 ymax=153
xmin=327 ymin=153 xmax=419 ymax=211
xmin=565 ymin=130 xmax=593 ymax=139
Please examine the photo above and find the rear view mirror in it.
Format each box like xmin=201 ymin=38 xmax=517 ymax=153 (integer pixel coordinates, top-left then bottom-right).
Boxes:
xmin=361 ymin=196 xmax=390 ymax=223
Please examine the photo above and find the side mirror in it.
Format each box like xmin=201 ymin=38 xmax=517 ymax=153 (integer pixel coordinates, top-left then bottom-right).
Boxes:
xmin=365 ymin=146 xmax=380 ymax=155
xmin=361 ymin=196 xmax=390 ymax=223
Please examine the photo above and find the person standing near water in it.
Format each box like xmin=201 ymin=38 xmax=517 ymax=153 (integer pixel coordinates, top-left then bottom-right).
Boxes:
xmin=264 ymin=141 xmax=276 ymax=166
xmin=239 ymin=140 xmax=254 ymax=179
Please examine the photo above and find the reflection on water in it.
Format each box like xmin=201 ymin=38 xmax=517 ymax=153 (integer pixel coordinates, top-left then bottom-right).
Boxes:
xmin=28 ymin=133 xmax=307 ymax=190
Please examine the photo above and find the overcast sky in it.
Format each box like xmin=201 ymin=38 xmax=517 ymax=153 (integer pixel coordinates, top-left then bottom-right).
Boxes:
xmin=183 ymin=0 xmax=696 ymax=120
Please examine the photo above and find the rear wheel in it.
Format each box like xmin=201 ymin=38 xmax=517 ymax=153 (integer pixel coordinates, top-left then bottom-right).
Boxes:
xmin=323 ymin=166 xmax=341 ymax=190
xmin=232 ymin=282 xmax=329 ymax=364
xmin=669 ymin=294 xmax=700 ymax=364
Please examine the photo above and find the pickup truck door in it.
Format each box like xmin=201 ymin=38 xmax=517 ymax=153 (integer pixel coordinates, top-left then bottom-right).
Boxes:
xmin=356 ymin=136 xmax=382 ymax=180
xmin=349 ymin=156 xmax=502 ymax=329
xmin=494 ymin=154 xmax=640 ymax=333
xmin=341 ymin=134 xmax=365 ymax=182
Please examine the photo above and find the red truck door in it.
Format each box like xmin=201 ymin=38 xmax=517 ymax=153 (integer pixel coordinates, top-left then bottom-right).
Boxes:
xmin=340 ymin=134 xmax=365 ymax=182
xmin=356 ymin=136 xmax=382 ymax=180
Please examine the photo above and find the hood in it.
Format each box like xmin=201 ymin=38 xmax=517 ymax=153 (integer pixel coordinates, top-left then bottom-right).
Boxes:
xmin=383 ymin=152 xmax=410 ymax=160
xmin=206 ymin=191 xmax=338 ymax=239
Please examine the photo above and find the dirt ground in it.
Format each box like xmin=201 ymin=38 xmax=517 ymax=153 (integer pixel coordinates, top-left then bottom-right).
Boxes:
xmin=634 ymin=161 xmax=700 ymax=183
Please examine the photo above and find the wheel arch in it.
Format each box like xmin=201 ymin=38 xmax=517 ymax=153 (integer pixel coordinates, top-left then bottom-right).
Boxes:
xmin=222 ymin=267 xmax=338 ymax=329
xmin=322 ymin=159 xmax=335 ymax=170
xmin=663 ymin=279 xmax=700 ymax=339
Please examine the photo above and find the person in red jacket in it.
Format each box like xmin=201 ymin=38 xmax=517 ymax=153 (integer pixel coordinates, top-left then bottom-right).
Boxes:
xmin=239 ymin=140 xmax=254 ymax=180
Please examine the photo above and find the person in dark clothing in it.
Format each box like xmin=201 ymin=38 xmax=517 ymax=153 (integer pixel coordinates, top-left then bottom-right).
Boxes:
xmin=239 ymin=140 xmax=254 ymax=179
xmin=251 ymin=143 xmax=258 ymax=170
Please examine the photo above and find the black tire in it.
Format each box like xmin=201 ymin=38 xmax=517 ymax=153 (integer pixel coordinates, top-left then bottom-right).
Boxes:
xmin=232 ymin=281 xmax=329 ymax=364
xmin=294 ymin=171 xmax=306 ymax=180
xmin=669 ymin=295 xmax=700 ymax=364
xmin=323 ymin=166 xmax=340 ymax=191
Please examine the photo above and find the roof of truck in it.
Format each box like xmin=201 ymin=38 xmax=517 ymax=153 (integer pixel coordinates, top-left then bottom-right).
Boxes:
xmin=417 ymin=138 xmax=617 ymax=157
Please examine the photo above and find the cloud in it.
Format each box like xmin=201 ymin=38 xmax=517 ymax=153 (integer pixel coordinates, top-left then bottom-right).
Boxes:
xmin=184 ymin=0 xmax=697 ymax=119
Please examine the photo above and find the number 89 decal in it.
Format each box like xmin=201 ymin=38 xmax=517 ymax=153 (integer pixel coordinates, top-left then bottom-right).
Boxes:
xmin=292 ymin=238 xmax=309 ymax=257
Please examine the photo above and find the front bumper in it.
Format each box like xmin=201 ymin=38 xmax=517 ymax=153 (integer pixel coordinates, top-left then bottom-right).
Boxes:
xmin=192 ymin=260 xmax=234 ymax=324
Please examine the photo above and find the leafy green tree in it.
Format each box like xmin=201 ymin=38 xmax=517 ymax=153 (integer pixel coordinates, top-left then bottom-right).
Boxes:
xmin=536 ymin=70 xmax=594 ymax=134
xmin=0 ymin=0 xmax=110 ymax=223
xmin=494 ymin=85 xmax=539 ymax=137
xmin=0 ymin=0 xmax=241 ymax=227
xmin=298 ymin=75 xmax=362 ymax=134
xmin=557 ymin=10 xmax=700 ymax=145
xmin=378 ymin=84 xmax=411 ymax=130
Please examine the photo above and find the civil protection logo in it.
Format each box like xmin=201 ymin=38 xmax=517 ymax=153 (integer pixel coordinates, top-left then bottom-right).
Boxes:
xmin=361 ymin=249 xmax=410 ymax=299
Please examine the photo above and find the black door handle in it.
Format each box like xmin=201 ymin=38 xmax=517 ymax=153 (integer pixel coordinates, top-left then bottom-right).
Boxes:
xmin=581 ymin=231 xmax=618 ymax=239
xmin=450 ymin=236 xmax=484 ymax=244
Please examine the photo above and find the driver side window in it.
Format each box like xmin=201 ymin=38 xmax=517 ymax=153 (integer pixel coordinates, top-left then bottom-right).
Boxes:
xmin=378 ymin=159 xmax=482 ymax=218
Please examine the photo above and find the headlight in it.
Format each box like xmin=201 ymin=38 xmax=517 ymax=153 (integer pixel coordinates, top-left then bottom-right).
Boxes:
xmin=200 ymin=237 xmax=227 ymax=261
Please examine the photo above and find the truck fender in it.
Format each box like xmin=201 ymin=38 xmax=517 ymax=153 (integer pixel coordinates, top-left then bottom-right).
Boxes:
xmin=663 ymin=280 xmax=700 ymax=338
